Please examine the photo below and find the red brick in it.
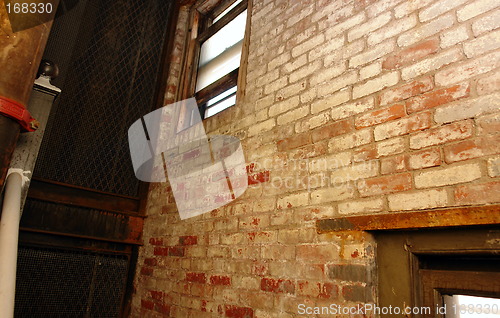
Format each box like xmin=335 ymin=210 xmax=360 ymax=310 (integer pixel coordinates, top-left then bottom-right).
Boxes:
xmin=401 ymin=111 xmax=432 ymax=132
xmin=296 ymin=244 xmax=340 ymax=262
xmin=407 ymin=83 xmax=470 ymax=113
xmin=355 ymin=104 xmax=406 ymax=128
xmin=318 ymin=282 xmax=337 ymax=299
xmin=140 ymin=267 xmax=153 ymax=276
xmin=359 ymin=173 xmax=412 ymax=196
xmin=225 ymin=305 xmax=254 ymax=318
xmin=379 ymin=76 xmax=434 ymax=106
xmin=444 ymin=135 xmax=500 ymax=163
xmin=200 ymin=300 xmax=208 ymax=312
xmin=141 ymin=299 xmax=154 ymax=310
xmin=248 ymin=170 xmax=270 ymax=185
xmin=144 ymin=258 xmax=158 ymax=266
xmin=246 ymin=163 xmax=256 ymax=174
xmin=174 ymin=281 xmax=191 ymax=296
xmin=311 ymin=119 xmax=353 ymax=142
xmin=247 ymin=231 xmax=275 ymax=243
xmin=155 ymin=303 xmax=171 ymax=315
xmin=381 ymin=155 xmax=408 ymax=175
xmin=153 ymin=247 xmax=169 ymax=256
xmin=297 ymin=280 xmax=338 ymax=299
xmin=410 ymin=120 xmax=474 ymax=149
xmin=261 ymin=277 xmax=295 ymax=294
xmin=298 ymin=263 xmax=326 ymax=280
xmin=353 ymin=145 xmax=377 ymax=162
xmin=252 ymin=261 xmax=269 ymax=276
xmin=150 ymin=290 xmax=163 ymax=301
xmin=374 ymin=112 xmax=432 ymax=140
xmin=382 ymin=38 xmax=440 ymax=70
xmin=179 ymin=236 xmax=198 ymax=245
xmin=186 ymin=272 xmax=207 ymax=284
xmin=277 ymin=132 xmax=312 ymax=151
xmin=455 ymin=181 xmax=500 ymax=205
xmin=210 ymin=275 xmax=231 ymax=286
xmin=290 ymin=142 xmax=328 ymax=159
xmin=342 ymin=285 xmax=373 ymax=302
xmin=168 ymin=246 xmax=185 ymax=257
xmin=408 ymin=148 xmax=442 ymax=170
xmin=149 ymin=237 xmax=163 ymax=246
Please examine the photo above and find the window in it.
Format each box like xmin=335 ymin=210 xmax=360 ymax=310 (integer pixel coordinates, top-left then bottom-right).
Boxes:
xmin=193 ymin=0 xmax=248 ymax=119
xmin=375 ymin=227 xmax=500 ymax=318
xmin=443 ymin=295 xmax=500 ymax=318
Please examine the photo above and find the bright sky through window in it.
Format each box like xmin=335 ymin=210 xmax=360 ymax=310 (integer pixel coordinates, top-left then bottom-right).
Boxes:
xmin=213 ymin=0 xmax=243 ymax=23
xmin=196 ymin=9 xmax=247 ymax=92
xmin=205 ymin=86 xmax=237 ymax=118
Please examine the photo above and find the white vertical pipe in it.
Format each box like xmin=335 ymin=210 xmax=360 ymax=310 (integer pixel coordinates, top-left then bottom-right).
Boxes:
xmin=0 ymin=171 xmax=23 ymax=318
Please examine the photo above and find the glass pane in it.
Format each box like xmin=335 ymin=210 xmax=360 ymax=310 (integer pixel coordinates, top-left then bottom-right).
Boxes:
xmin=213 ymin=0 xmax=243 ymax=24
xmin=207 ymin=86 xmax=237 ymax=106
xmin=205 ymin=87 xmax=237 ymax=118
xmin=196 ymin=10 xmax=247 ymax=92
xmin=444 ymin=295 xmax=500 ymax=318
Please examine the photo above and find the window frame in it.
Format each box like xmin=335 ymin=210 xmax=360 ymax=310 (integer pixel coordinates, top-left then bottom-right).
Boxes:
xmin=375 ymin=226 xmax=500 ymax=318
xmin=180 ymin=0 xmax=250 ymax=122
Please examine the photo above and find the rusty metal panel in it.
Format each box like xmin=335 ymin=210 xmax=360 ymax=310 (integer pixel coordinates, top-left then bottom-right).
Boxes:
xmin=317 ymin=205 xmax=500 ymax=233
xmin=21 ymin=199 xmax=144 ymax=245
xmin=27 ymin=179 xmax=141 ymax=214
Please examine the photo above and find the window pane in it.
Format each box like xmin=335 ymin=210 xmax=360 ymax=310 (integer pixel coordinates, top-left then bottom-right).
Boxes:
xmin=196 ymin=10 xmax=247 ymax=92
xmin=213 ymin=0 xmax=243 ymax=23
xmin=205 ymin=95 xmax=236 ymax=118
xmin=205 ymin=87 xmax=237 ymax=118
xmin=444 ymin=295 xmax=500 ymax=318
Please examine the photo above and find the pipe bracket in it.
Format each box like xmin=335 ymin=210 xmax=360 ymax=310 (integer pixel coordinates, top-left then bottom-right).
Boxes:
xmin=0 ymin=96 xmax=39 ymax=132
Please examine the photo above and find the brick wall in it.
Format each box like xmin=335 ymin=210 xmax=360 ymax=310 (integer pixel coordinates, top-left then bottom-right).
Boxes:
xmin=131 ymin=0 xmax=500 ymax=316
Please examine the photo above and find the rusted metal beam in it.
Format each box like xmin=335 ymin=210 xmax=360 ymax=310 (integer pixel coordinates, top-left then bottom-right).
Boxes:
xmin=27 ymin=178 xmax=142 ymax=216
xmin=20 ymin=198 xmax=144 ymax=245
xmin=316 ymin=205 xmax=500 ymax=233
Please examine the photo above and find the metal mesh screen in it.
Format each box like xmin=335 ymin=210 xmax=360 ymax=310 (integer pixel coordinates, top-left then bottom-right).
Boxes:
xmin=34 ymin=0 xmax=173 ymax=196
xmin=15 ymin=246 xmax=129 ymax=318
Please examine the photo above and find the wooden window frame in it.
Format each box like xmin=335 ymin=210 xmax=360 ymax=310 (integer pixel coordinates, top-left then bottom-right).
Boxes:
xmin=178 ymin=0 xmax=251 ymax=122
xmin=375 ymin=226 xmax=500 ymax=318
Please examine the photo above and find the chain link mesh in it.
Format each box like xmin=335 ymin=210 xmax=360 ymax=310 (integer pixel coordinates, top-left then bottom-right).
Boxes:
xmin=15 ymin=246 xmax=129 ymax=318
xmin=34 ymin=0 xmax=173 ymax=197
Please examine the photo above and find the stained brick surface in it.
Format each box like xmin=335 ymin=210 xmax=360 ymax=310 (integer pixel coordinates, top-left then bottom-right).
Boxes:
xmin=131 ymin=0 xmax=500 ymax=316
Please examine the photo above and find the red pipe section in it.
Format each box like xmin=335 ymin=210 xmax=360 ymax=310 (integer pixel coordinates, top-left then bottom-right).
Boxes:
xmin=0 ymin=96 xmax=39 ymax=132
